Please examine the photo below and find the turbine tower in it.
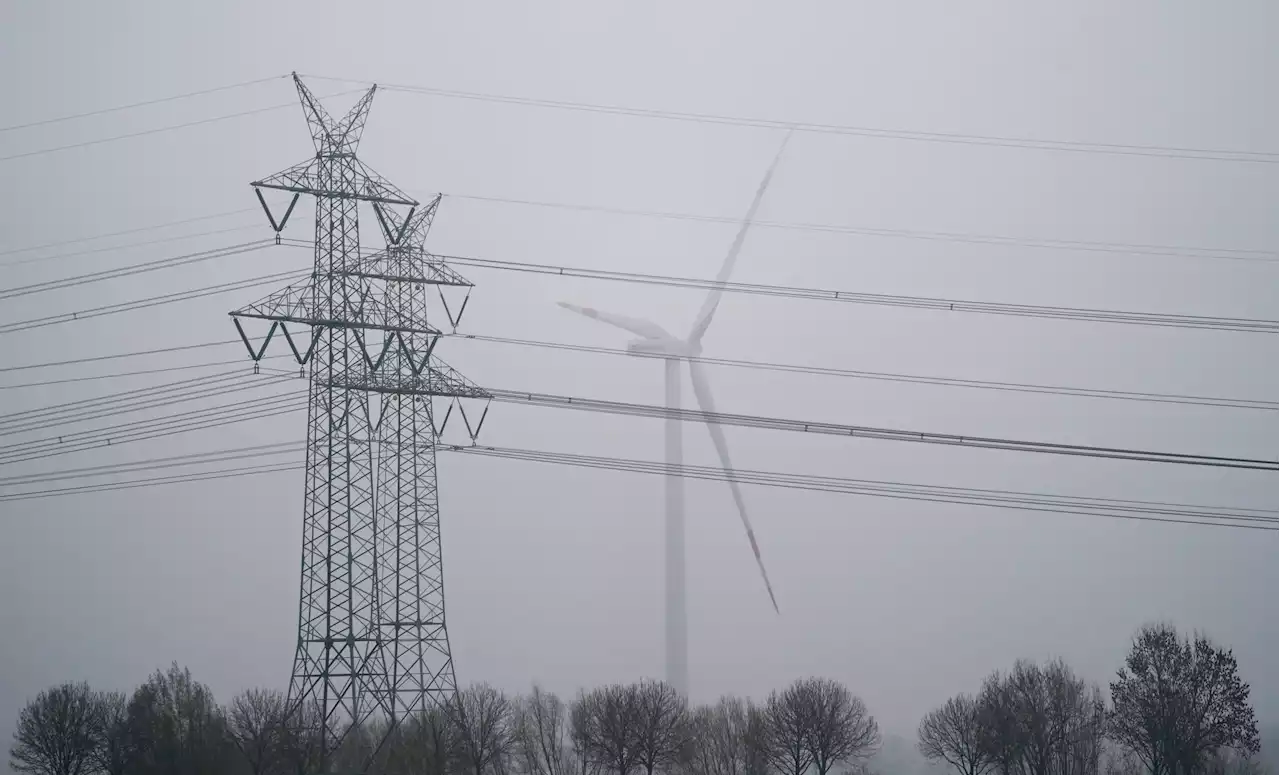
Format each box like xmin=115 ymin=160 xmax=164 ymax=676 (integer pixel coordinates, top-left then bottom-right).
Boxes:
xmin=558 ymin=133 xmax=790 ymax=697
xmin=228 ymin=74 xmax=489 ymax=768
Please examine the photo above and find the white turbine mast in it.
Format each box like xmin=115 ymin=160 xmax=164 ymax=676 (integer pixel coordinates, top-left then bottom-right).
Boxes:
xmin=557 ymin=132 xmax=791 ymax=697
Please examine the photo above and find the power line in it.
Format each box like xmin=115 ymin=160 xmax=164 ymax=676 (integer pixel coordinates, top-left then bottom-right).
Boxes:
xmin=0 ymin=392 xmax=306 ymax=468
xmin=0 ymin=89 xmax=364 ymax=164
xmin=7 ymin=361 xmax=1270 ymax=475
xmin=0 ymin=222 xmax=265 ymax=269
xmin=0 ymin=75 xmax=287 ymax=133
xmin=274 ymin=241 xmax=1271 ymax=333
xmin=0 ymin=459 xmax=304 ymax=503
xmin=448 ymin=446 xmax=1277 ymax=530
xmin=1 ymin=441 xmax=1271 ymax=531
xmin=452 ymin=333 xmax=1277 ymax=411
xmin=0 ymin=370 xmax=279 ymax=437
xmin=0 ymin=442 xmax=301 ymax=486
xmin=0 ymin=340 xmax=240 ymax=374
xmin=6 ymin=330 xmax=1265 ymax=414
xmin=445 ymin=193 xmax=1278 ymax=264
xmin=485 ymin=388 xmax=1279 ymax=470
xmin=301 ymin=75 xmax=1275 ymax=164
xmin=0 ymin=208 xmax=258 ymax=260
xmin=0 ymin=376 xmax=298 ymax=456
xmin=0 ymin=358 xmax=269 ymax=392
xmin=0 ymin=255 xmax=299 ymax=335
xmin=0 ymin=240 xmax=275 ymax=301
xmin=19 ymin=235 xmax=1270 ymax=338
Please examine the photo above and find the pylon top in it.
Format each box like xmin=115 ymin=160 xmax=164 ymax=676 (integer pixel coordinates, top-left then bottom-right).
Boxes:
xmin=251 ymin=75 xmax=417 ymax=209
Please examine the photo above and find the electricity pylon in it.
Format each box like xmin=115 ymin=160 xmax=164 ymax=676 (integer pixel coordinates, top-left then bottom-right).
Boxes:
xmin=229 ymin=73 xmax=489 ymax=770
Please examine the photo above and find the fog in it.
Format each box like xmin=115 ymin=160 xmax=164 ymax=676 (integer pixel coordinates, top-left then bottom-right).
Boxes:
xmin=0 ymin=3 xmax=1275 ymax=774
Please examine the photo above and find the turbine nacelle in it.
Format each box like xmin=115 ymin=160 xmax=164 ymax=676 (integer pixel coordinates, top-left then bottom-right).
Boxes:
xmin=627 ymin=336 xmax=698 ymax=357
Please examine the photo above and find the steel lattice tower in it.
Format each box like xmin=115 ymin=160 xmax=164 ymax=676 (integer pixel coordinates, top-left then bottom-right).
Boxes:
xmin=229 ymin=74 xmax=488 ymax=770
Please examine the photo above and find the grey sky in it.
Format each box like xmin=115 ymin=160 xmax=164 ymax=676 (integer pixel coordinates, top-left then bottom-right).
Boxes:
xmin=0 ymin=1 xmax=1275 ymax=769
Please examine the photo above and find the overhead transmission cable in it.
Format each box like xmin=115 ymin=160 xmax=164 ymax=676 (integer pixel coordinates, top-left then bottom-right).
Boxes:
xmin=447 ymin=446 xmax=1278 ymax=530
xmin=0 ymin=75 xmax=288 ymax=133
xmin=0 ymin=222 xmax=267 ymax=269
xmin=0 ymin=369 xmax=283 ymax=437
xmin=0 ymin=254 xmax=300 ymax=335
xmin=10 ymin=361 xmax=1270 ymax=471
xmin=10 ymin=236 xmax=1270 ymax=337
xmin=0 ymin=383 xmax=304 ymax=467
xmin=483 ymin=388 xmax=1279 ymax=470
xmin=276 ymin=239 xmax=1278 ymax=333
xmin=444 ymin=193 xmax=1277 ymax=264
xmin=0 ymin=240 xmax=276 ymax=301
xmin=450 ymin=333 xmax=1277 ymax=411
xmin=3 ymin=333 xmax=1268 ymax=411
xmin=0 ymin=88 xmax=365 ymax=164
xmin=0 ymin=339 xmax=241 ymax=374
xmin=299 ymin=75 xmax=1274 ymax=164
xmin=0 ymin=207 xmax=259 ymax=261
xmin=0 ymin=358 xmax=280 ymax=393
xmin=0 ymin=441 xmax=1272 ymax=532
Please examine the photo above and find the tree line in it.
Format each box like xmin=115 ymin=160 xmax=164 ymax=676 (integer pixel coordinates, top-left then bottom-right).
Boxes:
xmin=8 ymin=672 xmax=880 ymax=775
xmin=916 ymin=624 xmax=1262 ymax=775
xmin=8 ymin=623 xmax=1263 ymax=775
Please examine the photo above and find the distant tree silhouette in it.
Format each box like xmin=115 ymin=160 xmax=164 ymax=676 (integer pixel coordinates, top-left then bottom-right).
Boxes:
xmin=802 ymin=677 xmax=880 ymax=775
xmin=89 ymin=691 xmax=133 ymax=775
xmin=124 ymin=663 xmax=236 ymax=775
xmin=918 ymin=694 xmax=992 ymax=775
xmin=275 ymin=698 xmax=329 ymax=775
xmin=1109 ymin=624 xmax=1260 ymax=775
xmin=684 ymin=696 xmax=755 ymax=775
xmin=514 ymin=686 xmax=573 ymax=775
xmin=759 ymin=680 xmax=815 ymax=775
xmin=386 ymin=706 xmax=457 ymax=775
xmin=974 ymin=659 xmax=1106 ymax=775
xmin=454 ymin=683 xmax=516 ymax=775
xmin=572 ymin=684 xmax=643 ymax=775
xmin=227 ymin=688 xmax=286 ymax=775
xmin=8 ymin=682 xmax=98 ymax=775
xmin=631 ymin=681 xmax=691 ymax=775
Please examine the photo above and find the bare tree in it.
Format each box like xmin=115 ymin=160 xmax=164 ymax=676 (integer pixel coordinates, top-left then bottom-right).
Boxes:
xmin=1048 ymin=665 xmax=1105 ymax=775
xmin=331 ymin=718 xmax=382 ymax=774
xmin=632 ymin=681 xmax=691 ymax=775
xmin=803 ymin=678 xmax=880 ymax=775
xmin=227 ymin=688 xmax=286 ymax=775
xmin=569 ymin=691 xmax=603 ymax=775
xmin=454 ymin=683 xmax=516 ymax=775
xmin=1109 ymin=624 xmax=1260 ymax=775
xmin=743 ymin=704 xmax=770 ymax=775
xmin=276 ymin=698 xmax=330 ymax=775
xmin=760 ymin=681 xmax=814 ymax=775
xmin=975 ymin=660 xmax=1106 ymax=775
xmin=124 ymin=663 xmax=237 ymax=775
xmin=918 ymin=694 xmax=992 ymax=775
xmin=8 ymin=682 xmax=99 ymax=775
xmin=977 ymin=670 xmax=1022 ymax=775
xmin=1203 ymin=747 xmax=1265 ymax=775
xmin=388 ymin=706 xmax=457 ymax=775
xmin=90 ymin=691 xmax=133 ymax=775
xmin=685 ymin=697 xmax=754 ymax=775
xmin=572 ymin=684 xmax=642 ymax=775
xmin=516 ymin=686 xmax=573 ymax=775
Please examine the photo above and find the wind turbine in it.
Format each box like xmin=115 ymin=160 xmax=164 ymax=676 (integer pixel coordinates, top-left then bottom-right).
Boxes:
xmin=557 ymin=133 xmax=791 ymax=697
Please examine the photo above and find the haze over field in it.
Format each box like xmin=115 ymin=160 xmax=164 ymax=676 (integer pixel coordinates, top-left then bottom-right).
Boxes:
xmin=0 ymin=3 xmax=1275 ymax=774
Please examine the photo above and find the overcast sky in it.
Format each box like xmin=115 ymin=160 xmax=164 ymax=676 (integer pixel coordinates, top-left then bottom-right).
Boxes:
xmin=0 ymin=1 xmax=1275 ymax=769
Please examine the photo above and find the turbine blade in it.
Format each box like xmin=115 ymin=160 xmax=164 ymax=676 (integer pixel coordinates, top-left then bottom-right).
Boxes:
xmin=687 ymin=359 xmax=780 ymax=613
xmin=688 ymin=131 xmax=792 ymax=346
xmin=556 ymin=301 xmax=671 ymax=340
